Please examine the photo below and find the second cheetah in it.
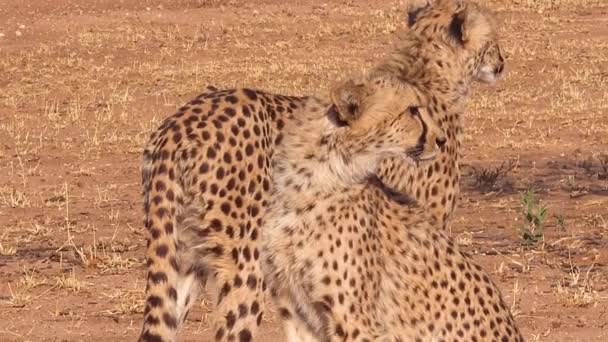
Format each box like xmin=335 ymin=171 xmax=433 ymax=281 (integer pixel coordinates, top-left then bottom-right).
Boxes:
xmin=262 ymin=74 xmax=522 ymax=342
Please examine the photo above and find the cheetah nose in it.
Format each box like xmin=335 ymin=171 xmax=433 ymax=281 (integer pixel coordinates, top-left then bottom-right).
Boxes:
xmin=495 ymin=63 xmax=504 ymax=74
xmin=436 ymin=136 xmax=447 ymax=148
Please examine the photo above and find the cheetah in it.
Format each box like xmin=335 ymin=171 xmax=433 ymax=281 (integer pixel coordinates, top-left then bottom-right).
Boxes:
xmin=376 ymin=0 xmax=505 ymax=229
xmin=261 ymin=75 xmax=521 ymax=341
xmin=138 ymin=0 xmax=505 ymax=340
xmin=139 ymin=86 xmax=329 ymax=342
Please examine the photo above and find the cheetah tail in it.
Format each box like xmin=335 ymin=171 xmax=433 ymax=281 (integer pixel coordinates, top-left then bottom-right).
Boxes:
xmin=139 ymin=170 xmax=182 ymax=342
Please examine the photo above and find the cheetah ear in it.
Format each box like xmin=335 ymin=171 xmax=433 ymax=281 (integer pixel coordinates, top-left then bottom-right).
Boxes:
xmin=330 ymin=79 xmax=366 ymax=124
xmin=449 ymin=4 xmax=491 ymax=48
xmin=449 ymin=8 xmax=467 ymax=44
xmin=406 ymin=0 xmax=431 ymax=27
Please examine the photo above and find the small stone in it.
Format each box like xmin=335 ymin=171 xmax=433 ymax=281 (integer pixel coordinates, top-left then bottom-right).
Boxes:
xmin=15 ymin=30 xmax=22 ymax=37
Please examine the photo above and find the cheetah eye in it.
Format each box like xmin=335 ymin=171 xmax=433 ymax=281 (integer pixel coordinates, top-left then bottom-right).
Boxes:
xmin=407 ymin=106 xmax=420 ymax=117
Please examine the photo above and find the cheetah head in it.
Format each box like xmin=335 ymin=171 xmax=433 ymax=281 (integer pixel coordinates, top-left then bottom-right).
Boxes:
xmin=407 ymin=0 xmax=505 ymax=84
xmin=329 ymin=77 xmax=446 ymax=164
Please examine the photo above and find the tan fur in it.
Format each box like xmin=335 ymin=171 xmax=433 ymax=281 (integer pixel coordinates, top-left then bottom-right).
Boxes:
xmin=138 ymin=0 xmax=505 ymax=340
xmin=375 ymin=0 xmax=505 ymax=229
xmin=261 ymin=69 xmax=521 ymax=342
xmin=139 ymin=84 xmax=329 ymax=342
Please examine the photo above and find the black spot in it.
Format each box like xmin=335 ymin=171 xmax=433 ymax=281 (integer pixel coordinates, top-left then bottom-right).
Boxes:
xmin=149 ymin=272 xmax=168 ymax=284
xmin=165 ymin=189 xmax=174 ymax=201
xmin=225 ymin=107 xmax=237 ymax=117
xmin=210 ymin=219 xmax=223 ymax=231
xmin=274 ymin=307 xmax=291 ymax=321
xmin=218 ymin=283 xmax=231 ymax=303
xmin=140 ymin=331 xmax=162 ymax=342
xmin=150 ymin=228 xmax=161 ymax=239
xmin=215 ymin=327 xmax=225 ymax=341
xmin=242 ymin=106 xmax=251 ymax=117
xmin=234 ymin=275 xmax=243 ymax=287
xmin=209 ymin=245 xmax=224 ymax=256
xmin=335 ymin=324 xmax=346 ymax=337
xmin=238 ymin=303 xmax=249 ymax=317
xmin=239 ymin=329 xmax=252 ymax=342
xmin=155 ymin=180 xmax=166 ymax=192
xmin=163 ymin=313 xmax=178 ymax=329
xmin=245 ymin=144 xmax=254 ymax=156
xmin=242 ymin=246 xmax=252 ymax=261
xmin=226 ymin=310 xmax=237 ymax=328
xmin=147 ymin=295 xmax=163 ymax=307
xmin=243 ymin=89 xmax=258 ymax=100
xmin=251 ymin=301 xmax=260 ymax=314
xmin=164 ymin=222 xmax=174 ymax=234
xmin=172 ymin=132 xmax=182 ymax=144
xmin=167 ymin=287 xmax=178 ymax=301
xmin=225 ymin=225 xmax=235 ymax=238
xmin=221 ymin=202 xmax=231 ymax=214
xmin=216 ymin=167 xmax=225 ymax=180
xmin=155 ymin=208 xmax=167 ymax=219
xmin=223 ymin=152 xmax=232 ymax=163
xmin=246 ymin=274 xmax=257 ymax=289
xmin=207 ymin=147 xmax=216 ymax=159
xmin=216 ymin=131 xmax=225 ymax=142
xmin=156 ymin=244 xmax=169 ymax=258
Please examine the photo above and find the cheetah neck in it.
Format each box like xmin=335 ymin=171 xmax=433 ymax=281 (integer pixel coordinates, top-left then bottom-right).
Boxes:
xmin=271 ymin=108 xmax=389 ymax=204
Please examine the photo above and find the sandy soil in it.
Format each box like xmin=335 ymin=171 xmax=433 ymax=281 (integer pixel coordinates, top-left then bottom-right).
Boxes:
xmin=1 ymin=0 xmax=607 ymax=341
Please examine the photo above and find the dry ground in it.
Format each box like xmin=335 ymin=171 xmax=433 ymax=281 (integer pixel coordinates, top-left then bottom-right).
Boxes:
xmin=1 ymin=0 xmax=607 ymax=341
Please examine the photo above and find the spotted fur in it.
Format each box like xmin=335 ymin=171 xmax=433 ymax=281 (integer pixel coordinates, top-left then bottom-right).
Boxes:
xmin=262 ymin=60 xmax=520 ymax=342
xmin=138 ymin=0 xmax=505 ymax=340
xmin=376 ymin=0 xmax=505 ymax=229
xmin=139 ymin=85 xmax=329 ymax=341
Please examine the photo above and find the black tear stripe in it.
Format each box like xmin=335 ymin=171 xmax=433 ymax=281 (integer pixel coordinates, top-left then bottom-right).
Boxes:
xmin=416 ymin=111 xmax=429 ymax=149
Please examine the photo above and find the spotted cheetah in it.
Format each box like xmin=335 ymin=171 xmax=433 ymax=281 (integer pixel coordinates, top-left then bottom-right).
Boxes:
xmin=138 ymin=86 xmax=329 ymax=342
xmin=138 ymin=0 xmax=505 ymax=340
xmin=377 ymin=0 xmax=505 ymax=229
xmin=261 ymin=74 xmax=521 ymax=342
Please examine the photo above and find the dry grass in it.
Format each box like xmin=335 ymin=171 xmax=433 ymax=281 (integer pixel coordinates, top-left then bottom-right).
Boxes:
xmin=0 ymin=0 xmax=607 ymax=341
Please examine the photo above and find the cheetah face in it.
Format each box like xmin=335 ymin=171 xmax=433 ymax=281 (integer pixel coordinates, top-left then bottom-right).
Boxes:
xmin=474 ymin=41 xmax=504 ymax=84
xmin=330 ymin=79 xmax=446 ymax=164
xmin=408 ymin=0 xmax=505 ymax=84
